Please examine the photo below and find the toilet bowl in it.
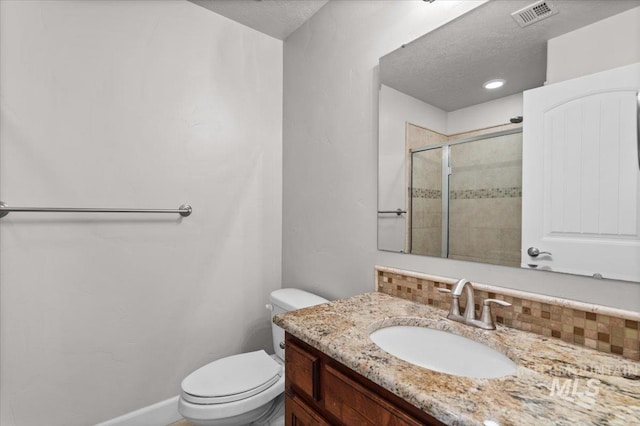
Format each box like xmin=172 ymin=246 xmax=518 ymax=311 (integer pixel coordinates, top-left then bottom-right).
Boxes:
xmin=178 ymin=289 xmax=328 ymax=426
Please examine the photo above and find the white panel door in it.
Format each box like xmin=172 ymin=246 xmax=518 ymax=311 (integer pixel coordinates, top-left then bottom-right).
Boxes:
xmin=522 ymin=63 xmax=640 ymax=281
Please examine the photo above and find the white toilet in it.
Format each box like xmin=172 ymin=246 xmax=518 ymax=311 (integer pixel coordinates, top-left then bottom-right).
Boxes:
xmin=178 ymin=288 xmax=328 ymax=426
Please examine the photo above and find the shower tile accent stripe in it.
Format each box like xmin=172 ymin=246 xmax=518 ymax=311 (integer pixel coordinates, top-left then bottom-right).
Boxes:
xmin=410 ymin=187 xmax=522 ymax=199
xmin=375 ymin=266 xmax=640 ymax=361
xmin=410 ymin=188 xmax=442 ymax=199
xmin=450 ymin=186 xmax=522 ymax=199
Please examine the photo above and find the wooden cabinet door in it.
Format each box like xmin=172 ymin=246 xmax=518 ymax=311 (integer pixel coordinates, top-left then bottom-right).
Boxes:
xmin=323 ymin=364 xmax=423 ymax=426
xmin=286 ymin=339 xmax=320 ymax=401
xmin=285 ymin=333 xmax=444 ymax=426
xmin=286 ymin=394 xmax=330 ymax=426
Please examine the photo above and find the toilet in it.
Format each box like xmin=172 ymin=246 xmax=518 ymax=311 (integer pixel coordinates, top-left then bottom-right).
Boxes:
xmin=178 ymin=288 xmax=328 ymax=426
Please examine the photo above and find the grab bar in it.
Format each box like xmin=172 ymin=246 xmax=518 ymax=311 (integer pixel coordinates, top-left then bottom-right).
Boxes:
xmin=377 ymin=208 xmax=406 ymax=216
xmin=0 ymin=201 xmax=192 ymax=219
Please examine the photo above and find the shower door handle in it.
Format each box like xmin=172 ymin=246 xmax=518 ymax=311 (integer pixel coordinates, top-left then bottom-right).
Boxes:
xmin=527 ymin=247 xmax=551 ymax=257
xmin=377 ymin=209 xmax=406 ymax=216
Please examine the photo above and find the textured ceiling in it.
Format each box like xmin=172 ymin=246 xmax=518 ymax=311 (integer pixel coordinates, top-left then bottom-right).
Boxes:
xmin=380 ymin=0 xmax=640 ymax=112
xmin=189 ymin=0 xmax=329 ymax=40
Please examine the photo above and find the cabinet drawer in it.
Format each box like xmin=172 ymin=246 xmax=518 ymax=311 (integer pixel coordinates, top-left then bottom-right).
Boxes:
xmin=286 ymin=340 xmax=320 ymax=401
xmin=286 ymin=394 xmax=331 ymax=426
xmin=323 ymin=364 xmax=423 ymax=426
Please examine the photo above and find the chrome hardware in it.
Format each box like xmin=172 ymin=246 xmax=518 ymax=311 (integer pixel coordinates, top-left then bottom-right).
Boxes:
xmin=527 ymin=247 xmax=551 ymax=257
xmin=480 ymin=299 xmax=512 ymax=330
xmin=440 ymin=279 xmax=475 ymax=325
xmin=0 ymin=201 xmax=192 ymax=219
xmin=279 ymin=342 xmax=285 ymax=350
xmin=178 ymin=204 xmax=192 ymax=217
xmin=265 ymin=304 xmax=273 ymax=311
xmin=440 ymin=279 xmax=511 ymax=330
xmin=483 ymin=298 xmax=511 ymax=306
xmin=377 ymin=208 xmax=407 ymax=216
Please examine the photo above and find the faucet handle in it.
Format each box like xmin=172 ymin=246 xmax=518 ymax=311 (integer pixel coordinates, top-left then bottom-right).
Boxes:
xmin=480 ymin=299 xmax=512 ymax=329
xmin=483 ymin=298 xmax=511 ymax=307
xmin=438 ymin=287 xmax=463 ymax=319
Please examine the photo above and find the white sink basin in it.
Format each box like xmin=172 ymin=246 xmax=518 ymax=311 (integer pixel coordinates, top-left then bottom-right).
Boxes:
xmin=369 ymin=326 xmax=517 ymax=379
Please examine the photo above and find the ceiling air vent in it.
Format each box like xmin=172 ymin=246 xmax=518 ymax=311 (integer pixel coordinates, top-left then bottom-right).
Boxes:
xmin=511 ymin=1 xmax=559 ymax=28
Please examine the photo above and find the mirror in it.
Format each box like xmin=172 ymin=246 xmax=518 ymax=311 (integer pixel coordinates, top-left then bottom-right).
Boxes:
xmin=378 ymin=0 xmax=640 ymax=282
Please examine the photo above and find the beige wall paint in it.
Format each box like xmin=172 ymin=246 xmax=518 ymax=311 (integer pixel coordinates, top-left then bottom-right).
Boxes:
xmin=282 ymin=0 xmax=640 ymax=310
xmin=0 ymin=1 xmax=283 ymax=425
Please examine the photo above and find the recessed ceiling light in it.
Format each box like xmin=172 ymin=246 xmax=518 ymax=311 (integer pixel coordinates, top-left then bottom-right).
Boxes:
xmin=483 ymin=79 xmax=505 ymax=90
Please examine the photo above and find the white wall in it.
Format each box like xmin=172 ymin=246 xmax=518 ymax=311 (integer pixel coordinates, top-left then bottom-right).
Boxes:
xmin=378 ymin=85 xmax=446 ymax=252
xmin=282 ymin=0 xmax=640 ymax=310
xmin=546 ymin=6 xmax=640 ymax=84
xmin=446 ymin=93 xmax=523 ymax=135
xmin=0 ymin=1 xmax=282 ymax=425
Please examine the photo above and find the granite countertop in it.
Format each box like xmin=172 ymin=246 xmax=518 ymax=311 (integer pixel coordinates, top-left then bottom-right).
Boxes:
xmin=274 ymin=292 xmax=640 ymax=426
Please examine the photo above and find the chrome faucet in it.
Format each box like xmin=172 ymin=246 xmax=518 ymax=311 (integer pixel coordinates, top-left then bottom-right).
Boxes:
xmin=448 ymin=279 xmax=476 ymax=323
xmin=439 ymin=279 xmax=511 ymax=330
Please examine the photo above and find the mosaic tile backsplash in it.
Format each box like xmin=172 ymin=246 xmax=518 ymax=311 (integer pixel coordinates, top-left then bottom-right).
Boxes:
xmin=376 ymin=267 xmax=640 ymax=361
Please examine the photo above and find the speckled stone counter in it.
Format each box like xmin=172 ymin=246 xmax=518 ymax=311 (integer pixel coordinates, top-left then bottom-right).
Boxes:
xmin=274 ymin=292 xmax=640 ymax=426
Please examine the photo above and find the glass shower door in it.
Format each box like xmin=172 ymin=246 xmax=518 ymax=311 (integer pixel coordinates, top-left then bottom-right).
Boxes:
xmin=448 ymin=132 xmax=522 ymax=267
xmin=410 ymin=147 xmax=443 ymax=256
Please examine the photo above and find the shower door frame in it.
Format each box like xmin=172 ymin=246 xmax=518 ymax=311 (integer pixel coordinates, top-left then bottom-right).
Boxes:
xmin=410 ymin=127 xmax=523 ymax=257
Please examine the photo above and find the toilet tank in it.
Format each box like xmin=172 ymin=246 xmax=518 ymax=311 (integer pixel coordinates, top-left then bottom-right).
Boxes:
xmin=269 ymin=288 xmax=328 ymax=360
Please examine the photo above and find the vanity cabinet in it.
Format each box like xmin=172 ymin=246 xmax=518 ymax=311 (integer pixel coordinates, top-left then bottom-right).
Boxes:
xmin=285 ymin=333 xmax=444 ymax=426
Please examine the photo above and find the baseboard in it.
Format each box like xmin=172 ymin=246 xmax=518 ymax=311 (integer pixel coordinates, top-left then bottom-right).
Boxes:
xmin=95 ymin=395 xmax=182 ymax=426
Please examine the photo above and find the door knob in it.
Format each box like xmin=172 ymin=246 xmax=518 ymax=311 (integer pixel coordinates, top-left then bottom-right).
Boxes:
xmin=527 ymin=247 xmax=551 ymax=257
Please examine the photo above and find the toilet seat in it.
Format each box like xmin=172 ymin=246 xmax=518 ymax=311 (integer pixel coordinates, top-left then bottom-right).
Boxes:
xmin=178 ymin=355 xmax=285 ymax=425
xmin=181 ymin=350 xmax=282 ymax=405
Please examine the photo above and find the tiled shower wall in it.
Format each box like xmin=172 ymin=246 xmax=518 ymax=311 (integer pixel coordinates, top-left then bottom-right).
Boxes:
xmin=448 ymin=131 xmax=522 ymax=267
xmin=410 ymin=150 xmax=442 ymax=257
xmin=376 ymin=267 xmax=640 ymax=361
xmin=406 ymin=123 xmax=446 ymax=255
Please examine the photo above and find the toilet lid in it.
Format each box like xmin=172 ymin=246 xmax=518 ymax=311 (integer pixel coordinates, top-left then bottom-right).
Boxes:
xmin=181 ymin=350 xmax=282 ymax=404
